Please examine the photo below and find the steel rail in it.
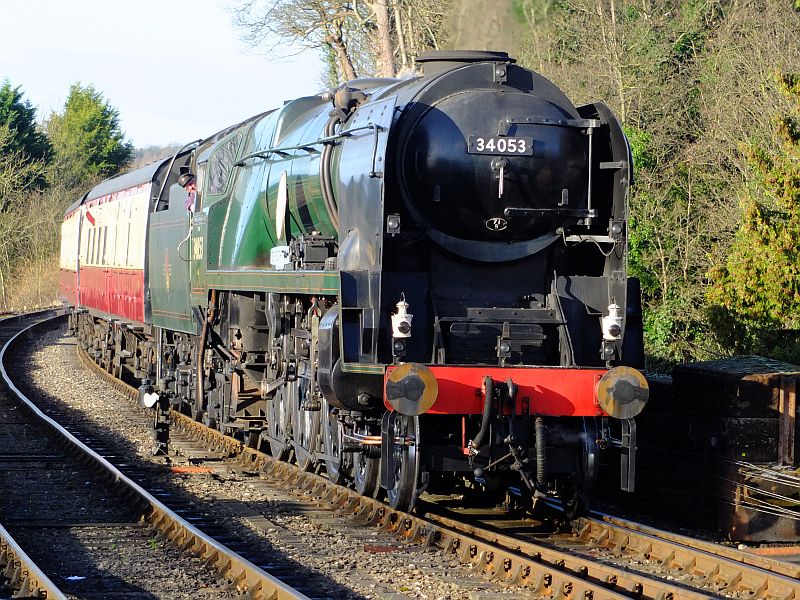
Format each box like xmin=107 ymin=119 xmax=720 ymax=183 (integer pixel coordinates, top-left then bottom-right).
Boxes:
xmin=4 ymin=315 xmax=309 ymax=600
xmin=175 ymin=415 xmax=640 ymax=600
xmin=0 ymin=520 xmax=67 ymax=600
xmin=83 ymin=352 xmax=637 ymax=598
xmin=0 ymin=310 xmax=69 ymax=600
xmin=77 ymin=340 xmax=800 ymax=599
xmin=574 ymin=515 xmax=799 ymax=598
xmin=187 ymin=400 xmax=800 ymax=600
xmin=587 ymin=514 xmax=800 ymax=579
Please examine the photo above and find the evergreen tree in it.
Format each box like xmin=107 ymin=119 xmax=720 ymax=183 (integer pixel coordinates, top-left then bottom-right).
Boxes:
xmin=46 ymin=83 xmax=133 ymax=188
xmin=0 ymin=81 xmax=51 ymax=189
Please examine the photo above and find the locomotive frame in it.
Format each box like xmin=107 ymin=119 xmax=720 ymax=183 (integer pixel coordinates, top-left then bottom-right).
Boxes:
xmin=62 ymin=51 xmax=648 ymax=515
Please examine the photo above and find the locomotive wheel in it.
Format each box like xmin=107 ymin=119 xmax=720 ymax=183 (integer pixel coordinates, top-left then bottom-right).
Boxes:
xmin=267 ymin=382 xmax=292 ymax=461
xmin=322 ymin=399 xmax=348 ymax=485
xmin=353 ymin=422 xmax=380 ymax=498
xmin=386 ymin=414 xmax=420 ymax=511
xmin=293 ymin=377 xmax=319 ymax=471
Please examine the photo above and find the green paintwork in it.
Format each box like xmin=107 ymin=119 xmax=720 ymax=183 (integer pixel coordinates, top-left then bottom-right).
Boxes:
xmin=174 ymin=95 xmax=343 ymax=315
xmin=190 ymin=212 xmax=208 ymax=307
xmin=341 ymin=363 xmax=386 ymax=374
xmin=205 ymin=269 xmax=338 ymax=295
xmin=152 ymin=94 xmax=370 ymax=339
xmin=148 ymin=195 xmax=197 ymax=334
xmin=204 ymin=97 xmax=337 ymax=273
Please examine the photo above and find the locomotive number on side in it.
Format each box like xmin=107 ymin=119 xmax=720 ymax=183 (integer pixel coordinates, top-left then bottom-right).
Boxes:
xmin=192 ymin=236 xmax=204 ymax=261
xmin=467 ymin=136 xmax=534 ymax=156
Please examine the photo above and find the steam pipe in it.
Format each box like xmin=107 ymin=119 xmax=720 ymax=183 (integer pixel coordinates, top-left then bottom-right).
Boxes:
xmin=535 ymin=416 xmax=546 ymax=489
xmin=320 ymin=115 xmax=340 ymax=231
xmin=471 ymin=376 xmax=494 ymax=451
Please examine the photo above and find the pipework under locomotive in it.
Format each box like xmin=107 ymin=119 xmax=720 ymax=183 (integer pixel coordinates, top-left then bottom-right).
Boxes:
xmin=61 ymin=50 xmax=648 ymax=515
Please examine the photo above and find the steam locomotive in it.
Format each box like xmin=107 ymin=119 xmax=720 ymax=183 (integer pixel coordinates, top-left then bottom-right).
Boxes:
xmin=60 ymin=50 xmax=648 ymax=514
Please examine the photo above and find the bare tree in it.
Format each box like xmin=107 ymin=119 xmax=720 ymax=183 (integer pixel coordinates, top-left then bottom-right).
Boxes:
xmin=373 ymin=0 xmax=395 ymax=75
xmin=393 ymin=0 xmax=450 ymax=72
xmin=506 ymin=0 xmax=800 ymax=365
xmin=230 ymin=0 xmax=451 ymax=83
xmin=232 ymin=1 xmax=365 ymax=82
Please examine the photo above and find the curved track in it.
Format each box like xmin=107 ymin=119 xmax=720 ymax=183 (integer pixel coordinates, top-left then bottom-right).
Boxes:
xmin=0 ymin=311 xmax=309 ymax=600
xmin=0 ymin=310 xmax=69 ymax=599
xmin=76 ymin=334 xmax=800 ymax=600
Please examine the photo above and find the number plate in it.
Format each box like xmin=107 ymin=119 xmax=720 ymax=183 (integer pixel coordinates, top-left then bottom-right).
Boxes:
xmin=467 ymin=135 xmax=534 ymax=156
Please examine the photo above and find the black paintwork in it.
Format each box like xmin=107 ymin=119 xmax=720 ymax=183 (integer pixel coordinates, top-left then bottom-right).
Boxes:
xmin=327 ymin=52 xmax=642 ymax=374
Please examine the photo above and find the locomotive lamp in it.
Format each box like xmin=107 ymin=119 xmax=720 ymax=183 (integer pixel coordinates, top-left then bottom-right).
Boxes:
xmin=391 ymin=295 xmax=413 ymax=338
xmin=601 ymin=303 xmax=623 ymax=340
xmin=386 ymin=213 xmax=401 ymax=235
xmin=391 ymin=295 xmax=413 ymax=362
xmin=600 ymin=303 xmax=623 ymax=363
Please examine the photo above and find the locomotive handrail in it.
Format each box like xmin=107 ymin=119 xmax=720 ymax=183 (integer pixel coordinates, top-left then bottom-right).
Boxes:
xmin=498 ymin=116 xmax=602 ymax=135
xmin=234 ymin=123 xmax=379 ymax=167
xmin=504 ymin=207 xmax=598 ymax=219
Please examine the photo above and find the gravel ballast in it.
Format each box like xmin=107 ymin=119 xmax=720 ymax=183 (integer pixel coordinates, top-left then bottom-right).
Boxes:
xmin=14 ymin=326 xmax=532 ymax=600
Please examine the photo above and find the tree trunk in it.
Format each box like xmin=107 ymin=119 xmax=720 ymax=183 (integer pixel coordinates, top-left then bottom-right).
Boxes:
xmin=372 ymin=0 xmax=395 ymax=77
xmin=393 ymin=2 xmax=409 ymax=71
xmin=325 ymin=23 xmax=358 ymax=81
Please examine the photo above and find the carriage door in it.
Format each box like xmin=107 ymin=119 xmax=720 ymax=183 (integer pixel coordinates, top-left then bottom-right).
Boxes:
xmin=148 ymin=184 xmax=195 ymax=334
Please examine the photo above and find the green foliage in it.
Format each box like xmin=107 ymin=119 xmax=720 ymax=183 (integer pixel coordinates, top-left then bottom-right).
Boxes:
xmin=0 ymin=81 xmax=51 ymax=189
xmin=511 ymin=0 xmax=528 ymax=23
xmin=507 ymin=0 xmax=800 ymax=370
xmin=624 ymin=126 xmax=656 ymax=171
xmin=667 ymin=0 xmax=723 ymax=67
xmin=708 ymin=73 xmax=800 ymax=359
xmin=46 ymin=83 xmax=133 ymax=189
xmin=0 ymin=81 xmax=51 ymax=162
xmin=627 ymin=210 xmax=659 ymax=296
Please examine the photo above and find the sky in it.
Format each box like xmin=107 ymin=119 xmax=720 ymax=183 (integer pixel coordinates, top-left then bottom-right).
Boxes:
xmin=0 ymin=0 xmax=323 ymax=147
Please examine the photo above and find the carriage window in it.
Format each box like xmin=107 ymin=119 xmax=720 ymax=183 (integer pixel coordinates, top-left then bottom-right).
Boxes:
xmin=95 ymin=228 xmax=102 ymax=264
xmin=97 ymin=227 xmax=104 ymax=265
xmin=206 ymin=133 xmax=242 ymax=196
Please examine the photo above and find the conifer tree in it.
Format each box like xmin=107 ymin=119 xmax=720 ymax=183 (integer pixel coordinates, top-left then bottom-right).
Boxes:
xmin=0 ymin=81 xmax=51 ymax=189
xmin=46 ymin=83 xmax=133 ymax=188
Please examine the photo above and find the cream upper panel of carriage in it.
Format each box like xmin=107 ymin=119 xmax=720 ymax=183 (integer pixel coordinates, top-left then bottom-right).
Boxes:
xmin=59 ymin=209 xmax=81 ymax=270
xmin=79 ymin=184 xmax=150 ymax=269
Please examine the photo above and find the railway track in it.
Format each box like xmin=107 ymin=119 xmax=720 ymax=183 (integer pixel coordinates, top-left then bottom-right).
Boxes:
xmin=422 ymin=508 xmax=799 ymax=599
xmin=72 ymin=323 xmax=800 ymax=600
xmin=0 ymin=311 xmax=309 ymax=600
xmin=0 ymin=310 xmax=71 ymax=599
